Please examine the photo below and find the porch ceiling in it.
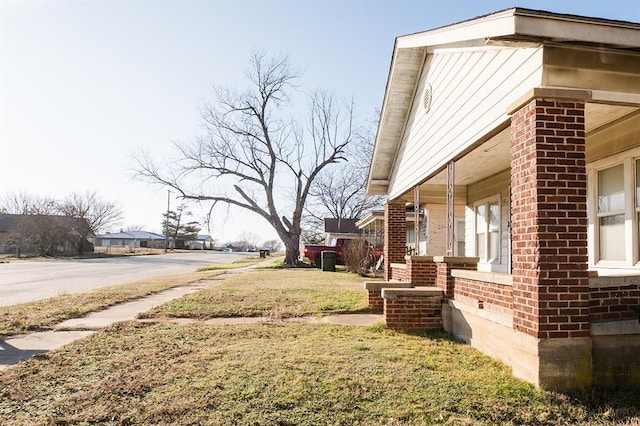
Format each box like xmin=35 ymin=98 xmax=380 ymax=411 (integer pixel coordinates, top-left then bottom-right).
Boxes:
xmin=405 ymin=103 xmax=639 ymax=193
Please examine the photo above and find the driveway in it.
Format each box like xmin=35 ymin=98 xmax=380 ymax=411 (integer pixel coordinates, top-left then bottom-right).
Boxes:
xmin=0 ymin=251 xmax=246 ymax=307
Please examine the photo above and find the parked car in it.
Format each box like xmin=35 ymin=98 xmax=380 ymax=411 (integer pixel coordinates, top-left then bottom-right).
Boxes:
xmin=301 ymin=238 xmax=382 ymax=266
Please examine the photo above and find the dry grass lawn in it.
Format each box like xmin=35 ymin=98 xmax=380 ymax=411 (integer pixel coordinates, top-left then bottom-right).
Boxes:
xmin=0 ymin=270 xmax=224 ymax=338
xmin=1 ymin=267 xmax=639 ymax=425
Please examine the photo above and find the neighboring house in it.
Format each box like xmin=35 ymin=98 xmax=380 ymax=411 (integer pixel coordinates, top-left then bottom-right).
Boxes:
xmin=188 ymin=234 xmax=214 ymax=250
xmin=356 ymin=207 xmax=466 ymax=256
xmin=323 ymin=218 xmax=361 ymax=245
xmin=0 ymin=213 xmax=90 ymax=255
xmin=94 ymin=230 xmax=165 ymax=249
xmin=366 ymin=8 xmax=640 ymax=390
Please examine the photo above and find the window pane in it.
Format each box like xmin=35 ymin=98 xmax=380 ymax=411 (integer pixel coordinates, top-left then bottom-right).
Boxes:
xmin=598 ymin=165 xmax=625 ymax=213
xmin=489 ymin=202 xmax=500 ymax=231
xmin=476 ymin=233 xmax=486 ymax=260
xmin=488 ymin=202 xmax=500 ymax=261
xmin=476 ymin=205 xmax=486 ymax=232
xmin=599 ymin=215 xmax=625 ymax=261
xmin=489 ymin=230 xmax=499 ymax=260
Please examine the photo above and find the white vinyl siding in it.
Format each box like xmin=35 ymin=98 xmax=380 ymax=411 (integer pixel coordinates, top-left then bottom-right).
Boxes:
xmin=387 ymin=45 xmax=543 ymax=199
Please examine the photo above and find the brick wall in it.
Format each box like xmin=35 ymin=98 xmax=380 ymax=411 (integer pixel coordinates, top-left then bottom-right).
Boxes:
xmin=383 ymin=288 xmax=444 ymax=330
xmin=364 ymin=281 xmax=412 ymax=312
xmin=435 ymin=257 xmax=478 ymax=300
xmin=590 ymin=280 xmax=640 ymax=321
xmin=510 ymin=98 xmax=589 ymax=339
xmin=407 ymin=256 xmax=437 ymax=286
xmin=390 ymin=264 xmax=408 ymax=282
xmin=454 ymin=277 xmax=513 ymax=316
xmin=367 ymin=288 xmax=384 ymax=311
xmin=384 ymin=202 xmax=407 ymax=281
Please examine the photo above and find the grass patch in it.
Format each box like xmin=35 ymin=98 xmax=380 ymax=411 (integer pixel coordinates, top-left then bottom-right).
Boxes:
xmin=140 ymin=268 xmax=370 ymax=319
xmin=0 ymin=271 xmax=224 ymax=338
xmin=1 ymin=322 xmax=638 ymax=425
xmin=196 ymin=256 xmax=265 ymax=271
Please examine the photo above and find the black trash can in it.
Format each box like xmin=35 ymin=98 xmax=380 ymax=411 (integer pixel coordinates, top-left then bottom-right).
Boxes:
xmin=321 ymin=251 xmax=336 ymax=272
xmin=259 ymin=250 xmax=267 ymax=258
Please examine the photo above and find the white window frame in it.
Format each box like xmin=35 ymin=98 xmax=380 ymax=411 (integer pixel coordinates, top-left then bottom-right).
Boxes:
xmin=587 ymin=146 xmax=640 ymax=268
xmin=473 ymin=195 xmax=500 ymax=265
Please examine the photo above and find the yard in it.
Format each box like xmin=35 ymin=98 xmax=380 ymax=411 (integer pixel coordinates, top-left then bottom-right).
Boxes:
xmin=0 ymin=267 xmax=638 ymax=425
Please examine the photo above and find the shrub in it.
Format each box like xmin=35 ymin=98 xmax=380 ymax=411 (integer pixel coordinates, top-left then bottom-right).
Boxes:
xmin=341 ymin=238 xmax=374 ymax=275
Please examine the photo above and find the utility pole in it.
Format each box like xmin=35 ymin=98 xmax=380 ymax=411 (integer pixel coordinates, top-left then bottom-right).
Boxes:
xmin=164 ymin=189 xmax=171 ymax=253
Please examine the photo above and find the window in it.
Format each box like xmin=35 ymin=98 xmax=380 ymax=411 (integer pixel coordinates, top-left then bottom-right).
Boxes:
xmin=590 ymin=151 xmax=640 ymax=266
xmin=597 ymin=164 xmax=625 ymax=261
xmin=475 ymin=198 xmax=499 ymax=262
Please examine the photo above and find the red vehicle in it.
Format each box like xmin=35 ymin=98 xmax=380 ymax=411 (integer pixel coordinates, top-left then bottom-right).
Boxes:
xmin=301 ymin=238 xmax=382 ymax=266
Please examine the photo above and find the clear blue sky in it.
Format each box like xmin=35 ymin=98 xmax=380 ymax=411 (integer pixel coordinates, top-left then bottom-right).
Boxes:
xmin=1 ymin=0 xmax=639 ymax=244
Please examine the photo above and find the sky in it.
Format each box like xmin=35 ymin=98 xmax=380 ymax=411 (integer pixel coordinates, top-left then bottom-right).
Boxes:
xmin=2 ymin=0 xmax=639 ymax=245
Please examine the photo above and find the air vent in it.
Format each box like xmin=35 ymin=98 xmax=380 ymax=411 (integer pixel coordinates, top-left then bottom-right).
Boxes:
xmin=423 ymin=83 xmax=432 ymax=113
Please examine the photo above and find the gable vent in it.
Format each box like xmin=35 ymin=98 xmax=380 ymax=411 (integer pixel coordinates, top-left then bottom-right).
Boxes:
xmin=423 ymin=83 xmax=432 ymax=113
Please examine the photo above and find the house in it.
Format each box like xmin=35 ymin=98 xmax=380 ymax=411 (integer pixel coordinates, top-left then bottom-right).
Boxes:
xmin=188 ymin=234 xmax=214 ymax=250
xmin=356 ymin=207 xmax=465 ymax=257
xmin=366 ymin=8 xmax=640 ymax=390
xmin=323 ymin=218 xmax=361 ymax=245
xmin=0 ymin=213 xmax=91 ymax=256
xmin=94 ymin=230 xmax=165 ymax=249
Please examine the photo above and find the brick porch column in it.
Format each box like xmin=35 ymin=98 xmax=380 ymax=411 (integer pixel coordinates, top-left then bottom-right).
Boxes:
xmin=384 ymin=201 xmax=406 ymax=281
xmin=510 ymin=97 xmax=591 ymax=390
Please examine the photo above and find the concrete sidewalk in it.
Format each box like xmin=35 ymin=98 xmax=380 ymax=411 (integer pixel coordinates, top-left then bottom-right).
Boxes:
xmin=0 ymin=260 xmax=383 ymax=371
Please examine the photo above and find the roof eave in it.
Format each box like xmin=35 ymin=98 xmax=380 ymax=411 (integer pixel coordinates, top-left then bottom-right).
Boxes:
xmin=368 ymin=7 xmax=640 ymax=196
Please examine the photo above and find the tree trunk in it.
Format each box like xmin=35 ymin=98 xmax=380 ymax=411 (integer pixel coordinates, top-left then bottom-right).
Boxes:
xmin=281 ymin=234 xmax=300 ymax=266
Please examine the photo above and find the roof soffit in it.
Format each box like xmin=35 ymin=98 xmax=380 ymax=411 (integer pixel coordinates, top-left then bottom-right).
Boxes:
xmin=368 ymin=46 xmax=426 ymax=192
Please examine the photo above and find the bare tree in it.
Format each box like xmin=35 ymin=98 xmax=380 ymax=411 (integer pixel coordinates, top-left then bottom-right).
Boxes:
xmin=1 ymin=192 xmax=58 ymax=215
xmin=303 ymin=113 xmax=384 ymax=238
xmin=261 ymin=238 xmax=282 ymax=252
xmin=58 ymin=191 xmax=123 ymax=234
xmin=238 ymin=231 xmax=260 ymax=250
xmin=1 ymin=191 xmax=122 ymax=256
xmin=134 ymin=51 xmax=355 ymax=265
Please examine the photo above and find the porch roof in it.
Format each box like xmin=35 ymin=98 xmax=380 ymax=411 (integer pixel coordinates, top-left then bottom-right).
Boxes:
xmin=368 ymin=8 xmax=640 ymax=198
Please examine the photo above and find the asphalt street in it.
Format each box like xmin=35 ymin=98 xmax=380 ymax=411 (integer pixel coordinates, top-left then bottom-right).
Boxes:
xmin=0 ymin=251 xmax=246 ymax=307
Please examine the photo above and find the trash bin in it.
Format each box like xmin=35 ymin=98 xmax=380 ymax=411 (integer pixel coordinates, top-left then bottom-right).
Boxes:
xmin=259 ymin=250 xmax=267 ymax=258
xmin=321 ymin=251 xmax=336 ymax=272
